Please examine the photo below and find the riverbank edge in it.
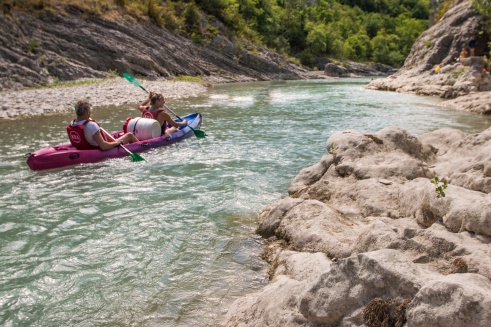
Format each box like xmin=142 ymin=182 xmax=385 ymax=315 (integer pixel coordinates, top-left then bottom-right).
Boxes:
xmin=0 ymin=76 xmax=210 ymax=120
xmin=1 ymin=72 xmax=339 ymax=120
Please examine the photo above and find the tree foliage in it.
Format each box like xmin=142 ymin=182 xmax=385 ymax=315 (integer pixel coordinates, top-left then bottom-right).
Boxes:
xmin=166 ymin=0 xmax=429 ymax=67
xmin=472 ymin=0 xmax=491 ymax=19
xmin=3 ymin=0 xmax=431 ymax=68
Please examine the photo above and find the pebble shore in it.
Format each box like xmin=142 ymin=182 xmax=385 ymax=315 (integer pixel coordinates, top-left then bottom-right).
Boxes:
xmin=0 ymin=77 xmax=208 ymax=119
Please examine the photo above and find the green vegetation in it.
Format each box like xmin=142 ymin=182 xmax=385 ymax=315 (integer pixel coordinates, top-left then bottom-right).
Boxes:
xmin=451 ymin=66 xmax=466 ymax=78
xmin=105 ymin=68 xmax=119 ymax=75
xmin=172 ymin=75 xmax=203 ymax=82
xmin=147 ymin=0 xmax=164 ymax=27
xmin=28 ymin=38 xmax=40 ymax=53
xmin=30 ymin=78 xmax=103 ymax=89
xmin=472 ymin=0 xmax=491 ymax=18
xmin=430 ymin=176 xmax=448 ymax=198
xmin=472 ymin=0 xmax=491 ymax=58
xmin=433 ymin=0 xmax=453 ymax=22
xmin=328 ymin=144 xmax=338 ymax=160
xmin=2 ymin=0 xmax=435 ymax=68
xmin=143 ymin=0 xmax=431 ymax=68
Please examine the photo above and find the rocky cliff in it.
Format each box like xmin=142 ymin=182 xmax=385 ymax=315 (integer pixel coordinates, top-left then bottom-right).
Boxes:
xmin=221 ymin=126 xmax=491 ymax=327
xmin=0 ymin=8 xmax=311 ymax=91
xmin=367 ymin=0 xmax=491 ymax=115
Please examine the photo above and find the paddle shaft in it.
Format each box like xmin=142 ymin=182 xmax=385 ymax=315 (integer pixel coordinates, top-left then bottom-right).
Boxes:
xmin=124 ymin=73 xmax=185 ymax=121
xmin=123 ymin=72 xmax=206 ymax=138
xmin=163 ymin=104 xmax=186 ymax=122
xmin=100 ymin=127 xmax=133 ymax=155
xmin=136 ymin=86 xmax=185 ymax=121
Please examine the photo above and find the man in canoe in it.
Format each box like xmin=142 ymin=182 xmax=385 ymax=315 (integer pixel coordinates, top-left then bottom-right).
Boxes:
xmin=139 ymin=92 xmax=188 ymax=136
xmin=67 ymin=100 xmax=139 ymax=150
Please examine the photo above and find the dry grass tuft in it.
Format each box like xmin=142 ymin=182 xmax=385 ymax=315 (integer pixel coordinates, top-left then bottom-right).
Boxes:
xmin=363 ymin=298 xmax=392 ymax=327
xmin=1 ymin=0 xmax=148 ymax=22
xmin=450 ymin=257 xmax=468 ymax=274
xmin=363 ymin=297 xmax=410 ymax=327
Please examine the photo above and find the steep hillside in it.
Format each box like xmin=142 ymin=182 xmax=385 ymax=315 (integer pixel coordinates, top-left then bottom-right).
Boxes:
xmin=0 ymin=7 xmax=310 ymax=91
xmin=0 ymin=0 xmax=433 ymax=91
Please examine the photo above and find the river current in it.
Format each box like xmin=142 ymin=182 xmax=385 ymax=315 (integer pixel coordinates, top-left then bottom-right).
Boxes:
xmin=1 ymin=78 xmax=490 ymax=326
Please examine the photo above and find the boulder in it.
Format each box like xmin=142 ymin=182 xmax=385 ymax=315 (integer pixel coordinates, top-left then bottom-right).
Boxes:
xmin=222 ymin=126 xmax=491 ymax=326
xmin=406 ymin=274 xmax=491 ymax=327
xmin=324 ymin=63 xmax=350 ymax=77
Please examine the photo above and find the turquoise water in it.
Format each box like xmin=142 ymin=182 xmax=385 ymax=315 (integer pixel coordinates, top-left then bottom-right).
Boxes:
xmin=1 ymin=78 xmax=490 ymax=326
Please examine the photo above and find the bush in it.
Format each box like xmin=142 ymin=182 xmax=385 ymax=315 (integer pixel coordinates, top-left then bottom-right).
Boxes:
xmin=300 ymin=50 xmax=314 ymax=67
xmin=28 ymin=38 xmax=41 ymax=53
xmin=114 ymin=0 xmax=126 ymax=7
xmin=148 ymin=0 xmax=163 ymax=27
xmin=162 ymin=6 xmax=182 ymax=32
xmin=184 ymin=3 xmax=202 ymax=35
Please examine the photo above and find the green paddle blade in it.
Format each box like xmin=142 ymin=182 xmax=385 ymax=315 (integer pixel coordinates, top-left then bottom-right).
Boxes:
xmin=123 ymin=72 xmax=138 ymax=86
xmin=130 ymin=152 xmax=145 ymax=162
xmin=123 ymin=73 xmax=147 ymax=93
xmin=192 ymin=128 xmax=207 ymax=139
xmin=124 ymin=73 xmax=206 ymax=139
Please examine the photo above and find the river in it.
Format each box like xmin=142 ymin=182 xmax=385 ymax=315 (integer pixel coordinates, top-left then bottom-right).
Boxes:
xmin=1 ymin=78 xmax=490 ymax=326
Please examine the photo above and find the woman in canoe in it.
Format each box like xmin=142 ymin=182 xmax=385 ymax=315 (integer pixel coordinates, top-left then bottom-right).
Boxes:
xmin=139 ymin=92 xmax=187 ymax=136
xmin=67 ymin=100 xmax=139 ymax=150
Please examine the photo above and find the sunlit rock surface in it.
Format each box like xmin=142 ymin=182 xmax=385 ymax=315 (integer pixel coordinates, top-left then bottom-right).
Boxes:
xmin=221 ymin=125 xmax=491 ymax=327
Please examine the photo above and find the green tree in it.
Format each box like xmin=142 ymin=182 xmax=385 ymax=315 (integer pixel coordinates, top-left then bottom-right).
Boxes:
xmin=411 ymin=0 xmax=430 ymax=20
xmin=372 ymin=30 xmax=404 ymax=66
xmin=164 ymin=0 xmax=430 ymax=67
xmin=183 ymin=2 xmax=202 ymax=35
xmin=277 ymin=0 xmax=308 ymax=52
xmin=346 ymin=33 xmax=372 ymax=60
xmin=472 ymin=0 xmax=491 ymax=18
xmin=395 ymin=14 xmax=427 ymax=54
xmin=308 ymin=0 xmax=336 ymax=24
xmin=363 ymin=13 xmax=387 ymax=38
xmin=372 ymin=32 xmax=391 ymax=63
xmin=306 ymin=22 xmax=329 ymax=55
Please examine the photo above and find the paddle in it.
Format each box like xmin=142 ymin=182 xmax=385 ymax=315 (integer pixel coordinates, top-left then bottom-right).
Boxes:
xmin=100 ymin=127 xmax=145 ymax=162
xmin=71 ymin=105 xmax=144 ymax=162
xmin=123 ymin=72 xmax=207 ymax=139
xmin=163 ymin=104 xmax=207 ymax=138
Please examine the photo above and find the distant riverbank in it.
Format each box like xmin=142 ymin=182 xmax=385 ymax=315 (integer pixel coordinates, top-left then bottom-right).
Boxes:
xmin=0 ymin=76 xmax=208 ymax=119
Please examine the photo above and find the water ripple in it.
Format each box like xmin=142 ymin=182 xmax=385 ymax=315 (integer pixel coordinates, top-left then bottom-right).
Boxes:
xmin=1 ymin=78 xmax=490 ymax=326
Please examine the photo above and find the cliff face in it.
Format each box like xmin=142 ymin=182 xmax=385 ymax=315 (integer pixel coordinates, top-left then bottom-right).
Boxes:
xmin=0 ymin=9 xmax=310 ymax=91
xmin=403 ymin=0 xmax=487 ymax=74
xmin=368 ymin=0 xmax=491 ymax=103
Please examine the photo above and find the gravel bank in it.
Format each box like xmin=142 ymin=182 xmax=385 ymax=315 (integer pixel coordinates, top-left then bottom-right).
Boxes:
xmin=0 ymin=77 xmax=208 ymax=119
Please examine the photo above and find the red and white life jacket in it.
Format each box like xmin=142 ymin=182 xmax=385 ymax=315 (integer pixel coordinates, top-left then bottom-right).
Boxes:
xmin=141 ymin=107 xmax=167 ymax=134
xmin=141 ymin=107 xmax=163 ymax=120
xmin=66 ymin=119 xmax=107 ymax=150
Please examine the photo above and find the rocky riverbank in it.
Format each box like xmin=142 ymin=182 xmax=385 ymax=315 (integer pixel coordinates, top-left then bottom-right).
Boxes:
xmin=0 ymin=76 xmax=208 ymax=119
xmin=367 ymin=0 xmax=491 ymax=115
xmin=221 ymin=125 xmax=491 ymax=327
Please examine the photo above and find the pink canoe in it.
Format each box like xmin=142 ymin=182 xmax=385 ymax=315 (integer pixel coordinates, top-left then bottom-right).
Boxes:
xmin=26 ymin=113 xmax=203 ymax=171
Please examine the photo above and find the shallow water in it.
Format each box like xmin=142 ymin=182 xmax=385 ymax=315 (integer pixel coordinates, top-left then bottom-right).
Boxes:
xmin=1 ymin=78 xmax=490 ymax=326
